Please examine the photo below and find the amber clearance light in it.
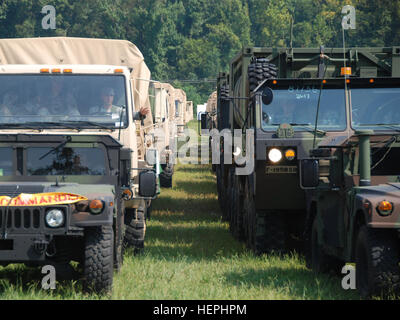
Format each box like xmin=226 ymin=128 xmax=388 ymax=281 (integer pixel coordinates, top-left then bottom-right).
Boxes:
xmin=285 ymin=149 xmax=296 ymax=161
xmin=89 ymin=200 xmax=104 ymax=214
xmin=377 ymin=200 xmax=393 ymax=216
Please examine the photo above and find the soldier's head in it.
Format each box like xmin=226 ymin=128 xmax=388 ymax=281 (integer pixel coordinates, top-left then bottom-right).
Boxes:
xmin=101 ymin=87 xmax=115 ymax=107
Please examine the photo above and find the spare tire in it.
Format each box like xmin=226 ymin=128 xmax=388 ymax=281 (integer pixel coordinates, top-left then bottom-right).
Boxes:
xmin=248 ymin=57 xmax=278 ymax=92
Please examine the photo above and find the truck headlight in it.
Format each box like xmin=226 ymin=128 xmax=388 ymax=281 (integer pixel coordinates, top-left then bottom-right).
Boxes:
xmin=268 ymin=148 xmax=283 ymax=163
xmin=45 ymin=209 xmax=65 ymax=228
xmin=377 ymin=201 xmax=394 ymax=216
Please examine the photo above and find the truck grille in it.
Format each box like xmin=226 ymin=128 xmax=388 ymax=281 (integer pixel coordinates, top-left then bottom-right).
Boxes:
xmin=0 ymin=207 xmax=42 ymax=230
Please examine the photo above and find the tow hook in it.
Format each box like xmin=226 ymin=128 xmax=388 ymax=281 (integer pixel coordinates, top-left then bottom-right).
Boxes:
xmin=33 ymin=239 xmax=50 ymax=254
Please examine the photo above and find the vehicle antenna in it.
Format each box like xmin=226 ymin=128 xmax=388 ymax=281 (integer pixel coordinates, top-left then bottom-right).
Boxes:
xmin=312 ymin=46 xmax=331 ymax=149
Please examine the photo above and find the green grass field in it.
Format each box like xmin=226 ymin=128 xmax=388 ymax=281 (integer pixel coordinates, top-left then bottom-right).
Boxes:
xmin=0 ymin=121 xmax=361 ymax=300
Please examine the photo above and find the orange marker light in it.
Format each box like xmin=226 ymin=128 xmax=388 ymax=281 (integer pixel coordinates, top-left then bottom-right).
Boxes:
xmin=40 ymin=68 xmax=50 ymax=73
xmin=346 ymin=79 xmax=351 ymax=84
xmin=272 ymin=80 xmax=277 ymax=85
xmin=51 ymin=68 xmax=61 ymax=73
xmin=369 ymin=79 xmax=375 ymax=83
xmin=89 ymin=200 xmax=104 ymax=214
xmin=377 ymin=200 xmax=393 ymax=216
xmin=285 ymin=149 xmax=296 ymax=161
xmin=341 ymin=67 xmax=352 ymax=76
xmin=63 ymin=69 xmax=73 ymax=73
xmin=322 ymin=80 xmax=327 ymax=84
xmin=114 ymin=69 xmax=124 ymax=73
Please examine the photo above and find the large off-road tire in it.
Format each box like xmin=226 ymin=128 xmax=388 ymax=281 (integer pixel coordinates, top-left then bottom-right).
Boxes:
xmin=160 ymin=163 xmax=174 ymax=188
xmin=310 ymin=217 xmax=343 ymax=274
xmin=225 ymin=167 xmax=235 ymax=223
xmin=83 ymin=226 xmax=114 ymax=294
xmin=217 ymin=153 xmax=229 ymax=220
xmin=113 ymin=199 xmax=125 ymax=272
xmin=124 ymin=206 xmax=147 ymax=254
xmin=356 ymin=226 xmax=400 ymax=299
xmin=230 ymin=173 xmax=245 ymax=241
xmin=248 ymin=57 xmax=278 ymax=92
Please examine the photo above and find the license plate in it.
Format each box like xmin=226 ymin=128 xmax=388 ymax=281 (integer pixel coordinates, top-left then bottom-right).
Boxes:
xmin=265 ymin=166 xmax=297 ymax=174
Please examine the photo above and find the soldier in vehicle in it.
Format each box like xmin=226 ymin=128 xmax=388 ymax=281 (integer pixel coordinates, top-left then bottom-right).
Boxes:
xmin=40 ymin=77 xmax=80 ymax=116
xmin=0 ymin=91 xmax=18 ymax=117
xmin=89 ymin=87 xmax=150 ymax=120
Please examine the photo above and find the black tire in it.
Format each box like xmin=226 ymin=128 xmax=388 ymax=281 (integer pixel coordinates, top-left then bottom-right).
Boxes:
xmin=230 ymin=173 xmax=245 ymax=241
xmin=248 ymin=57 xmax=278 ymax=92
xmin=83 ymin=226 xmax=114 ymax=294
xmin=356 ymin=226 xmax=400 ymax=299
xmin=160 ymin=163 xmax=173 ymax=188
xmin=124 ymin=206 xmax=147 ymax=254
xmin=225 ymin=167 xmax=235 ymax=223
xmin=113 ymin=199 xmax=125 ymax=272
xmin=311 ymin=217 xmax=343 ymax=274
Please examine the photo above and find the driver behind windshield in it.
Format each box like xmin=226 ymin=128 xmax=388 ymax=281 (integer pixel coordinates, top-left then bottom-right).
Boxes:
xmin=0 ymin=91 xmax=18 ymax=117
xmin=40 ymin=77 xmax=80 ymax=116
xmin=89 ymin=87 xmax=149 ymax=120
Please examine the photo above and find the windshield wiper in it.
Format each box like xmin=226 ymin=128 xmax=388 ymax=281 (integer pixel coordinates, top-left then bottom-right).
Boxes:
xmin=0 ymin=122 xmax=79 ymax=131
xmin=64 ymin=121 xmax=115 ymax=131
xmin=271 ymin=123 xmax=326 ymax=135
xmin=358 ymin=124 xmax=400 ymax=133
xmin=39 ymin=136 xmax=72 ymax=160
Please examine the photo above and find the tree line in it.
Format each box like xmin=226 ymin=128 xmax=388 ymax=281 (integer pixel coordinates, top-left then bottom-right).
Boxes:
xmin=0 ymin=0 xmax=399 ymax=108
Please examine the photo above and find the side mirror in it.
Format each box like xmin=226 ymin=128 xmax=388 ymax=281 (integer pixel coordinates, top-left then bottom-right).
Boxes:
xmin=139 ymin=170 xmax=157 ymax=198
xmin=200 ymin=112 xmax=208 ymax=130
xmin=261 ymin=87 xmax=274 ymax=105
xmin=300 ymin=160 xmax=319 ymax=188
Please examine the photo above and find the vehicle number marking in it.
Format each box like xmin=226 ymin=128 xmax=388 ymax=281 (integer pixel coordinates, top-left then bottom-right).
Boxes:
xmin=265 ymin=166 xmax=297 ymax=174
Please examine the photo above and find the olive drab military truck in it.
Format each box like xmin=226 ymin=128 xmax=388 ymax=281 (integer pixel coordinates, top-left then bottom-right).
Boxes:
xmin=0 ymin=37 xmax=158 ymax=293
xmin=213 ymin=46 xmax=400 ymax=259
xmin=148 ymin=82 xmax=175 ymax=188
xmin=299 ymin=49 xmax=400 ymax=298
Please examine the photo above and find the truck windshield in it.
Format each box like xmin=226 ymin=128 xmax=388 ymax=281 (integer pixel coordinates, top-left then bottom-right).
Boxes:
xmin=0 ymin=75 xmax=128 ymax=129
xmin=27 ymin=147 xmax=107 ymax=176
xmin=0 ymin=147 xmax=13 ymax=176
xmin=261 ymin=86 xmax=346 ymax=132
xmin=351 ymin=87 xmax=400 ymax=130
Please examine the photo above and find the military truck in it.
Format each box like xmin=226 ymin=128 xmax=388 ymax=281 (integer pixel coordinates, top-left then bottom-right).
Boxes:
xmin=214 ymin=46 xmax=400 ymax=257
xmin=300 ymin=77 xmax=400 ymax=297
xmin=149 ymin=81 xmax=175 ymax=188
xmin=0 ymin=37 xmax=158 ymax=293
xmin=185 ymin=101 xmax=194 ymax=123
xmin=174 ymin=88 xmax=187 ymax=136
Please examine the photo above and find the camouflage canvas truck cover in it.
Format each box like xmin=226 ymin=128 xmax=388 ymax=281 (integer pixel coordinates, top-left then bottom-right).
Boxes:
xmin=298 ymin=48 xmax=400 ymax=298
xmin=0 ymin=37 xmax=158 ymax=293
xmin=215 ymin=46 xmax=400 ymax=256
